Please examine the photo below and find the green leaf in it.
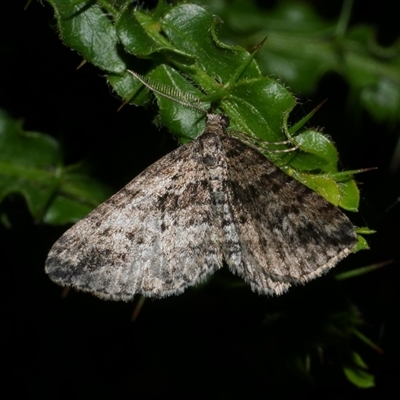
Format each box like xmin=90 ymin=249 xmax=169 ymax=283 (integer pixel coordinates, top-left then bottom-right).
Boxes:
xmin=200 ymin=0 xmax=400 ymax=123
xmin=335 ymin=259 xmax=392 ymax=280
xmin=356 ymin=227 xmax=376 ymax=235
xmin=354 ymin=234 xmax=370 ymax=252
xmin=288 ymin=129 xmax=339 ymax=173
xmin=288 ymin=170 xmax=359 ymax=211
xmin=343 ymin=352 xmax=375 ymax=389
xmin=116 ymin=2 xmax=193 ymax=60
xmin=43 ymin=167 xmax=112 ymax=225
xmin=335 ymin=178 xmax=360 ymax=212
xmin=48 ymin=0 xmax=126 ymax=73
xmin=0 ymin=109 xmax=111 ymax=225
xmin=161 ymin=4 xmax=260 ymax=81
xmin=0 ymin=108 xmax=61 ymax=223
xmin=148 ymin=65 xmax=209 ymax=143
xmin=45 ymin=0 xmax=363 ymax=218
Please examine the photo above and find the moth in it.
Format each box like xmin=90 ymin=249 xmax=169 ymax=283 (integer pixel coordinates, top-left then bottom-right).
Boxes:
xmin=45 ymin=71 xmax=357 ymax=300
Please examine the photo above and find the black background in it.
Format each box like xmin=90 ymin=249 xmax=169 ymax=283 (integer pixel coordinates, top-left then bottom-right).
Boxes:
xmin=1 ymin=1 xmax=399 ymax=398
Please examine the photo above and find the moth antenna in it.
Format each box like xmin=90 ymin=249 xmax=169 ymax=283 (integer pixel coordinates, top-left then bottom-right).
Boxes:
xmin=231 ymin=130 xmax=300 ymax=154
xmin=127 ymin=70 xmax=207 ymax=114
xmin=129 ymin=70 xmax=297 ymax=153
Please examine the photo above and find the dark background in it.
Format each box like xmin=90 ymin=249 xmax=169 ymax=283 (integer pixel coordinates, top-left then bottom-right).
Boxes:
xmin=1 ymin=1 xmax=399 ymax=398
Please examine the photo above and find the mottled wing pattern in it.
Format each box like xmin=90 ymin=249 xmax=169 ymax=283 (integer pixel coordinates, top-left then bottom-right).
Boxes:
xmin=46 ymin=113 xmax=357 ymax=300
xmin=220 ymin=135 xmax=357 ymax=295
xmin=45 ymin=139 xmax=223 ymax=300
